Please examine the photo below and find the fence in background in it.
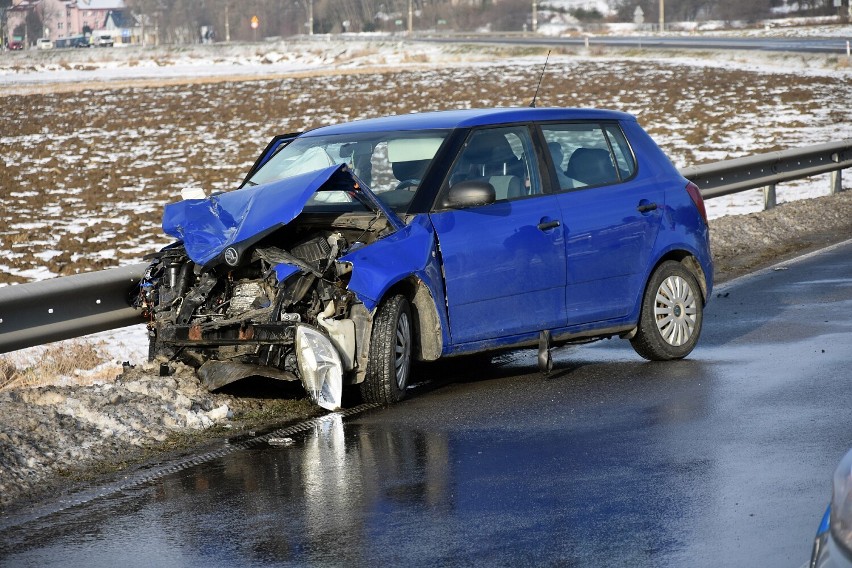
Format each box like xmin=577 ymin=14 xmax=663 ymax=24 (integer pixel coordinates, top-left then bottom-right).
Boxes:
xmin=0 ymin=140 xmax=850 ymax=354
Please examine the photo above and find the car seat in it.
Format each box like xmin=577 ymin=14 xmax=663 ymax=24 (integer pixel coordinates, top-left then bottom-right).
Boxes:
xmin=391 ymin=159 xmax=430 ymax=186
xmin=461 ymin=132 xmax=525 ymax=200
xmin=565 ymin=148 xmax=619 ymax=186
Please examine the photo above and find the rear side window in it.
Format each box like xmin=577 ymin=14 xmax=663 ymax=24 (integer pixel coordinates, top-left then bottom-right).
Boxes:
xmin=603 ymin=124 xmax=636 ymax=180
xmin=541 ymin=123 xmax=635 ymax=190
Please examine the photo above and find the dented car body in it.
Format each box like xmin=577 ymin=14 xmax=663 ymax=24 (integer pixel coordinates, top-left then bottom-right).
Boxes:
xmin=137 ymin=108 xmax=713 ymax=409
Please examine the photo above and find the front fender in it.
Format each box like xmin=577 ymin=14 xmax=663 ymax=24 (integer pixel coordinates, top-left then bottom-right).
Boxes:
xmin=341 ymin=214 xmax=450 ymax=353
xmin=342 ymin=215 xmax=433 ymax=308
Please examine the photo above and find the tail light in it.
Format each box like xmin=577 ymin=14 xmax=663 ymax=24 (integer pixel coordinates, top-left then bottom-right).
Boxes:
xmin=685 ymin=181 xmax=708 ymax=225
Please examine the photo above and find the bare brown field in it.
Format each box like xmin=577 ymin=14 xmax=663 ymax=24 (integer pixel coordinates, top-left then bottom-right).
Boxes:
xmin=1 ymin=50 xmax=852 ymax=510
xmin=1 ymin=58 xmax=849 ymax=284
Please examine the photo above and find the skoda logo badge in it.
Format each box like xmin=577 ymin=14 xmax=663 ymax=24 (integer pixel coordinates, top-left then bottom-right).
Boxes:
xmin=224 ymin=247 xmax=239 ymax=266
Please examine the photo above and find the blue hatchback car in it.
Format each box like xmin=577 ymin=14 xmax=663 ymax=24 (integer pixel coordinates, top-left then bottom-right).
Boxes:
xmin=137 ymin=108 xmax=712 ymax=409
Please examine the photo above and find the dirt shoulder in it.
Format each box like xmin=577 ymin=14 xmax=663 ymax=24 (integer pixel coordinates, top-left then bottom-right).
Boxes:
xmin=0 ymin=363 xmax=325 ymax=513
xmin=709 ymin=190 xmax=852 ymax=283
xmin=2 ymin=190 xmax=852 ymax=515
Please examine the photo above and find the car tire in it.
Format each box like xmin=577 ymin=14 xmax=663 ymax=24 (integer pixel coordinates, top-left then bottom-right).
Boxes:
xmin=361 ymin=294 xmax=412 ymax=404
xmin=630 ymin=260 xmax=703 ymax=361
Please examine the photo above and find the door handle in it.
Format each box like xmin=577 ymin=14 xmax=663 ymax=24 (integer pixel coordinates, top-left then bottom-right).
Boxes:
xmin=637 ymin=202 xmax=658 ymax=213
xmin=537 ymin=220 xmax=561 ymax=231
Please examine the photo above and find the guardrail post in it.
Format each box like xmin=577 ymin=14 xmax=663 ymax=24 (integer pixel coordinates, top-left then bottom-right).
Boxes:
xmin=831 ymin=169 xmax=843 ymax=194
xmin=763 ymin=183 xmax=776 ymax=210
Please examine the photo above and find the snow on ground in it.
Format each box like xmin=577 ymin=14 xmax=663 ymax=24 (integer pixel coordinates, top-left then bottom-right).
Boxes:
xmin=1 ymin=36 xmax=850 ymax=378
xmin=1 ymin=36 xmax=851 ymax=508
xmin=0 ymin=39 xmax=451 ymax=91
xmin=535 ymin=9 xmax=852 ymax=37
xmin=1 ymin=30 xmax=851 ymax=90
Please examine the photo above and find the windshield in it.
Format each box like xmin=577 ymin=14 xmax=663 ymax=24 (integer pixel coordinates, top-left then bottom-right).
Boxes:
xmin=247 ymin=130 xmax=450 ymax=211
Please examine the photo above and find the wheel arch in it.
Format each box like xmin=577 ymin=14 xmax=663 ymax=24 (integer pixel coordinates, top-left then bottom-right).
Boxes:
xmin=648 ymin=249 xmax=709 ymax=305
xmin=381 ymin=276 xmax=444 ymax=362
xmin=624 ymin=249 xmax=709 ymax=338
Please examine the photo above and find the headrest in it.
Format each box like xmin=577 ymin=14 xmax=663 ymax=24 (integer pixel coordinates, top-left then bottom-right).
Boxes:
xmin=465 ymin=132 xmax=517 ymax=164
xmin=566 ymin=148 xmax=617 ymax=185
xmin=392 ymin=159 xmax=430 ymax=181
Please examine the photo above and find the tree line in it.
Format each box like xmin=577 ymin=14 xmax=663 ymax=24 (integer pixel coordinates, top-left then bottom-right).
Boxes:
xmin=4 ymin=0 xmax=845 ymax=46
xmin=124 ymin=0 xmax=846 ymax=42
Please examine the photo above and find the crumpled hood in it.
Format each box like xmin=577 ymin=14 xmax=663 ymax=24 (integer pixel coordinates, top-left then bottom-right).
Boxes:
xmin=162 ymin=164 xmax=400 ymax=267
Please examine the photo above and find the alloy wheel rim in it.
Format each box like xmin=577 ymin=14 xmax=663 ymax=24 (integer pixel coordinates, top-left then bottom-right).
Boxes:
xmin=654 ymin=275 xmax=698 ymax=347
xmin=395 ymin=312 xmax=411 ymax=390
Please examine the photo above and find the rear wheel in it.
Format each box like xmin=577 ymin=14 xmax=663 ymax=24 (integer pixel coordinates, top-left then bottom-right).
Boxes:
xmin=361 ymin=295 xmax=412 ymax=404
xmin=630 ymin=260 xmax=703 ymax=361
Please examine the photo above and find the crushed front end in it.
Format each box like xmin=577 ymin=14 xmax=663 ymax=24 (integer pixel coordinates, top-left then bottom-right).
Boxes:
xmin=135 ymin=165 xmax=397 ymax=410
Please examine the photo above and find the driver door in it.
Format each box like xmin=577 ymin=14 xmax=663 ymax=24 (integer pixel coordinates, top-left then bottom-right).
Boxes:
xmin=429 ymin=126 xmax=567 ymax=346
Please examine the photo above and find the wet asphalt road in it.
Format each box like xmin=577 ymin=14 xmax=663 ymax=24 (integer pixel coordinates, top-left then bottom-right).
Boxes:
xmin=2 ymin=240 xmax=852 ymax=567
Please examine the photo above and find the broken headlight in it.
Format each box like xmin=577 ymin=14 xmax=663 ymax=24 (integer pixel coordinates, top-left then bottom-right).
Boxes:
xmin=295 ymin=325 xmax=343 ymax=412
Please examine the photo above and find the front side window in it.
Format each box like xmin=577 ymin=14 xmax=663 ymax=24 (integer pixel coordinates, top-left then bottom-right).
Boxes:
xmin=446 ymin=126 xmax=541 ymax=203
xmin=542 ymin=123 xmax=634 ymax=190
xmin=246 ymin=130 xmax=450 ymax=211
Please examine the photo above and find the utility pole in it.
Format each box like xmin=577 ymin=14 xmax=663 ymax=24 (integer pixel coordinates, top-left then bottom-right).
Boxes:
xmin=407 ymin=0 xmax=413 ymax=33
xmin=224 ymin=1 xmax=230 ymax=42
xmin=659 ymin=0 xmax=664 ymax=32
xmin=531 ymin=0 xmax=537 ymax=33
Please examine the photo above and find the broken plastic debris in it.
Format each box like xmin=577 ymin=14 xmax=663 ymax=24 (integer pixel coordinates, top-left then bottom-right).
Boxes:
xmin=316 ymin=301 xmax=356 ymax=371
xmin=294 ymin=325 xmax=343 ymax=411
xmin=268 ymin=437 xmax=295 ymax=446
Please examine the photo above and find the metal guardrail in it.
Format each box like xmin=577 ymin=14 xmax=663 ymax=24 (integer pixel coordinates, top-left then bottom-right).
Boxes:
xmin=0 ymin=263 xmax=147 ymax=353
xmin=0 ymin=140 xmax=849 ymax=355
xmin=682 ymin=139 xmax=852 ymax=208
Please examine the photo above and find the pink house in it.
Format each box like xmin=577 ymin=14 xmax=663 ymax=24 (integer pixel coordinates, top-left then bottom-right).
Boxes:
xmin=67 ymin=0 xmax=125 ymax=37
xmin=6 ymin=0 xmax=125 ymax=43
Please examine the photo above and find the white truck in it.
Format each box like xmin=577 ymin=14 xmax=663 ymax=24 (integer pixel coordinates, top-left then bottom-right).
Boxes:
xmin=92 ymin=32 xmax=114 ymax=47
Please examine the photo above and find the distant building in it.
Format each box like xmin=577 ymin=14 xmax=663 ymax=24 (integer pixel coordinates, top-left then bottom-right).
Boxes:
xmin=103 ymin=9 xmax=149 ymax=45
xmin=68 ymin=0 xmax=126 ymax=37
xmin=6 ymin=0 xmax=127 ymax=45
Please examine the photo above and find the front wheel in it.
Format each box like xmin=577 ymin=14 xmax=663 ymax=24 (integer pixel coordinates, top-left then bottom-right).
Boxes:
xmin=361 ymin=295 xmax=413 ymax=404
xmin=630 ymin=260 xmax=703 ymax=361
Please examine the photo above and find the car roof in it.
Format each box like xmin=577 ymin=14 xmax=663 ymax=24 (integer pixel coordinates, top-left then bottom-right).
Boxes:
xmin=303 ymin=107 xmax=636 ymax=136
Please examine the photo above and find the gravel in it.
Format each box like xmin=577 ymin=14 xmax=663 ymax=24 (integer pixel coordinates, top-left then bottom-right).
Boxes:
xmin=2 ymin=188 xmax=850 ymax=511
